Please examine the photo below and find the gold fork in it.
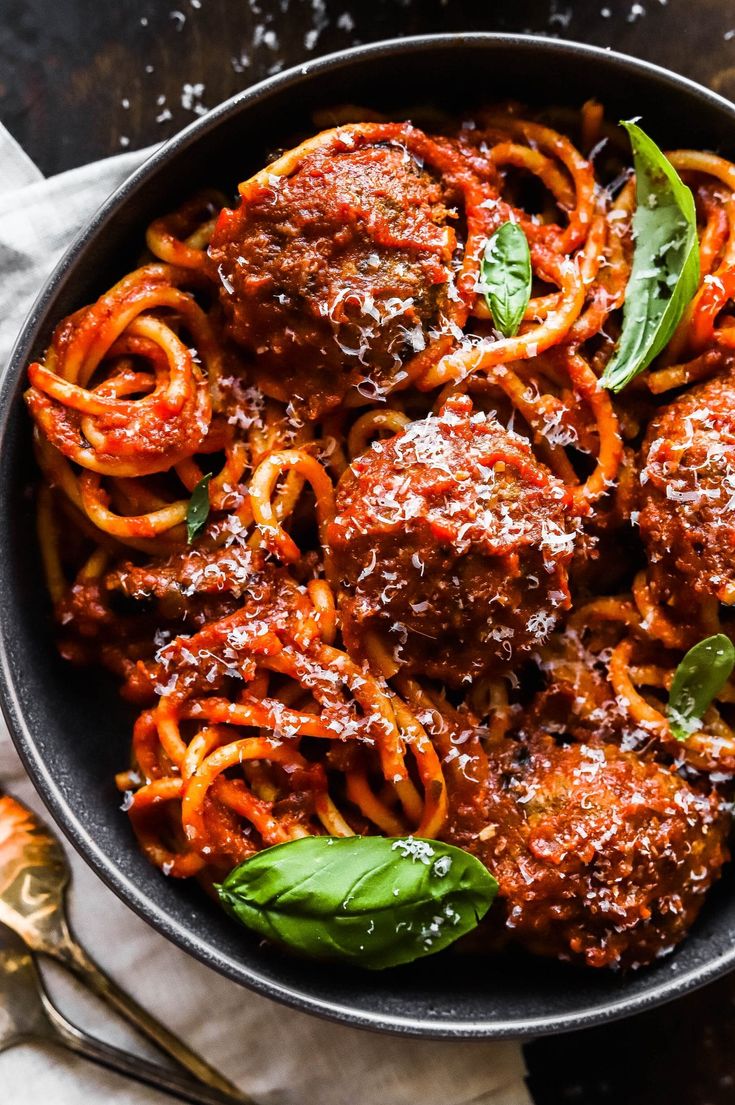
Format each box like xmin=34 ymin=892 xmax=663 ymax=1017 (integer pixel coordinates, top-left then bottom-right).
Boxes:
xmin=0 ymin=920 xmax=248 ymax=1104
xmin=0 ymin=792 xmax=252 ymax=1102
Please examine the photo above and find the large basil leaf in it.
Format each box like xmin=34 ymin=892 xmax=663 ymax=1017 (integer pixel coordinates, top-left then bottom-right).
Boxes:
xmin=600 ymin=121 xmax=699 ymax=392
xmin=480 ymin=221 xmax=532 ymax=338
xmin=186 ymin=473 xmax=211 ymax=544
xmin=217 ymin=835 xmax=497 ymax=969
xmin=667 ymin=634 xmax=735 ymax=740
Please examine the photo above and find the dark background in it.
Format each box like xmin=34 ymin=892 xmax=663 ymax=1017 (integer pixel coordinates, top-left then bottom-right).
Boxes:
xmin=3 ymin=0 xmax=735 ymax=176
xmin=2 ymin=1 xmax=735 ymax=1102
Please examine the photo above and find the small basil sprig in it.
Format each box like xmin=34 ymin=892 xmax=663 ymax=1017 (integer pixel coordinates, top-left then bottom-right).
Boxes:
xmin=600 ymin=121 xmax=700 ymax=393
xmin=186 ymin=473 xmax=211 ymax=544
xmin=480 ymin=221 xmax=532 ymax=338
xmin=217 ymin=835 xmax=497 ymax=970
xmin=667 ymin=634 xmax=735 ymax=740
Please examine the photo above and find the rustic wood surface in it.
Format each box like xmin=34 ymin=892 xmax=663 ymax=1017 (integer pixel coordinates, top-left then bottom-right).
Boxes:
xmin=2 ymin=1 xmax=735 ymax=1101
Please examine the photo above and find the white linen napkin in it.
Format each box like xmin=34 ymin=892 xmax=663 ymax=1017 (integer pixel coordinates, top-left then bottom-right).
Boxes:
xmin=0 ymin=123 xmax=531 ymax=1105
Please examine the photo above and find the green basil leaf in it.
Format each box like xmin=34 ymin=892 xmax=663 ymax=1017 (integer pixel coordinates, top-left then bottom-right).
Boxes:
xmin=600 ymin=121 xmax=700 ymax=393
xmin=667 ymin=634 xmax=735 ymax=740
xmin=216 ymin=835 xmax=497 ymax=970
xmin=186 ymin=473 xmax=211 ymax=544
xmin=480 ymin=221 xmax=532 ymax=338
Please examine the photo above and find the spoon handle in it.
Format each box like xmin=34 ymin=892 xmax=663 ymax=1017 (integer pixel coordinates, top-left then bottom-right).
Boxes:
xmin=56 ymin=938 xmax=252 ymax=1103
xmin=40 ymin=989 xmax=247 ymax=1105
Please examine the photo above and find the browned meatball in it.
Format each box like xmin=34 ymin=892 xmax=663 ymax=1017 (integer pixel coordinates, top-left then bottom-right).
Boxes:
xmin=463 ymin=735 xmax=730 ymax=969
xmin=639 ymin=371 xmax=735 ymax=605
xmin=208 ymin=129 xmax=456 ymax=418
xmin=328 ymin=395 xmax=578 ymax=684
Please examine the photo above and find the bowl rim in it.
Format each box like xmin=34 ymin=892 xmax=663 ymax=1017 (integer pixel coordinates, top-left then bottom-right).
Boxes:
xmin=3 ymin=31 xmax=735 ymax=1039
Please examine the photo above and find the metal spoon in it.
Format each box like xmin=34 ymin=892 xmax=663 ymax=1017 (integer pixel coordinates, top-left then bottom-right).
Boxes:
xmin=0 ymin=793 xmax=251 ymax=1102
xmin=0 ymin=920 xmax=248 ymax=1104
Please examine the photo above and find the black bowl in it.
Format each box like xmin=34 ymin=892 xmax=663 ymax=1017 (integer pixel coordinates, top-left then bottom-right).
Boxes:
xmin=3 ymin=33 xmax=735 ymax=1039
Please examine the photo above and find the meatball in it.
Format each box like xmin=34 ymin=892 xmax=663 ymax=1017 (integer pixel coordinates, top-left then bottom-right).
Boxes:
xmin=328 ymin=395 xmax=578 ymax=684
xmin=208 ymin=129 xmax=455 ymax=417
xmin=639 ymin=371 xmax=735 ymax=604
xmin=467 ymin=735 xmax=730 ymax=969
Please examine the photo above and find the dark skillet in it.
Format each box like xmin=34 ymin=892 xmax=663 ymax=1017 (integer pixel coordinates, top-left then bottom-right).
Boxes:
xmin=3 ymin=34 xmax=735 ymax=1038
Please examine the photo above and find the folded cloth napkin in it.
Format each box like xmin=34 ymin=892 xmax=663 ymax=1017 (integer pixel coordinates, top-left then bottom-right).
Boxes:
xmin=0 ymin=122 xmax=531 ymax=1105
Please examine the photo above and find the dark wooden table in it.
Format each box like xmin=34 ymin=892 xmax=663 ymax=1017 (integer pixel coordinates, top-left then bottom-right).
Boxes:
xmin=2 ymin=1 xmax=735 ymax=1101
